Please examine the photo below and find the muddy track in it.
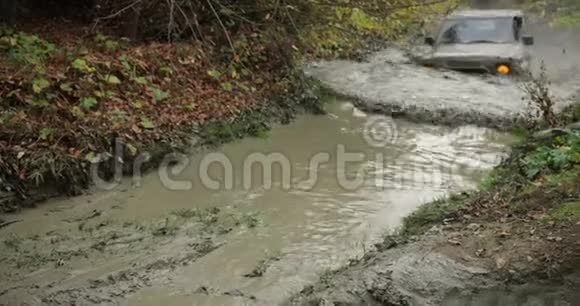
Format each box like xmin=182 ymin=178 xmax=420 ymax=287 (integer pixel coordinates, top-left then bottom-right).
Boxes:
xmin=0 ymin=206 xmax=255 ymax=305
xmin=289 ymin=228 xmax=580 ymax=306
xmin=288 ymin=234 xmax=498 ymax=306
xmin=305 ymin=47 xmax=579 ymax=130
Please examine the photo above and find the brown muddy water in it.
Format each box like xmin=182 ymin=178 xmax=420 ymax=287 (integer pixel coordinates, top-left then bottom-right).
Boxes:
xmin=0 ymin=101 xmax=513 ymax=305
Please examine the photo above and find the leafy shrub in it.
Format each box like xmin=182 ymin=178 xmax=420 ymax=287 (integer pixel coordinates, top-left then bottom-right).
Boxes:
xmin=522 ymin=132 xmax=580 ymax=178
xmin=0 ymin=27 xmax=55 ymax=67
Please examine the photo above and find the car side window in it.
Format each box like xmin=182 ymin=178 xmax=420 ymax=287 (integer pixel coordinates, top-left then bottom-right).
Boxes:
xmin=513 ymin=16 xmax=523 ymax=40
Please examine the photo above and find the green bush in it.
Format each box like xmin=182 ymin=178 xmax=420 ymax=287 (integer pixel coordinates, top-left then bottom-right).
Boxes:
xmin=522 ymin=132 xmax=580 ymax=179
xmin=0 ymin=27 xmax=55 ymax=67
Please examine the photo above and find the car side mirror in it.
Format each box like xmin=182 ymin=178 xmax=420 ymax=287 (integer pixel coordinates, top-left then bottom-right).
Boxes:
xmin=523 ymin=35 xmax=534 ymax=46
xmin=424 ymin=37 xmax=435 ymax=46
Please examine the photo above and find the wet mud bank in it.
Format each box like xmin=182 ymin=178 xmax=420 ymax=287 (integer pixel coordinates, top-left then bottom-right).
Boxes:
xmin=289 ymin=231 xmax=580 ymax=306
xmin=0 ymin=87 xmax=323 ymax=214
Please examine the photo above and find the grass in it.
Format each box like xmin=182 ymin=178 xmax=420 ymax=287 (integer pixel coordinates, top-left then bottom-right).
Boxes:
xmin=400 ymin=193 xmax=469 ymax=237
xmin=550 ymin=201 xmax=580 ymax=221
xmin=544 ymin=166 xmax=580 ymax=187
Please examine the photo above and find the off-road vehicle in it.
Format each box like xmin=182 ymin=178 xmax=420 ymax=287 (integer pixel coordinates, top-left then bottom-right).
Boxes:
xmin=419 ymin=9 xmax=534 ymax=75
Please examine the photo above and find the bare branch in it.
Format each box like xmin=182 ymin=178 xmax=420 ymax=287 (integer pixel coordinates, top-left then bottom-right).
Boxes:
xmin=96 ymin=0 xmax=143 ymax=22
xmin=206 ymin=0 xmax=236 ymax=54
xmin=167 ymin=0 xmax=175 ymax=42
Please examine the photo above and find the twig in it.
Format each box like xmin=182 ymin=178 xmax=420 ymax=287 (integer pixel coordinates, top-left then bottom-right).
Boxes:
xmin=206 ymin=0 xmax=236 ymax=54
xmin=284 ymin=2 xmax=301 ymax=38
xmin=175 ymin=2 xmax=198 ymax=41
xmin=96 ymin=0 xmax=143 ymax=22
xmin=167 ymin=0 xmax=176 ymax=42
xmin=0 ymin=219 xmax=22 ymax=230
xmin=92 ymin=0 xmax=144 ymax=34
xmin=214 ymin=1 xmax=256 ymax=25
xmin=187 ymin=1 xmax=205 ymax=42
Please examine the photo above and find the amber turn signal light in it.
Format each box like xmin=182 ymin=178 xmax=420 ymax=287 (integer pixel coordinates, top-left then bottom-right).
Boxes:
xmin=497 ymin=64 xmax=510 ymax=75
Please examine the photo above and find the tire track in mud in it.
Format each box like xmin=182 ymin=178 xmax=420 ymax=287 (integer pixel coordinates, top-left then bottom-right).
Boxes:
xmin=41 ymin=244 xmax=217 ymax=305
xmin=0 ymin=207 xmax=259 ymax=305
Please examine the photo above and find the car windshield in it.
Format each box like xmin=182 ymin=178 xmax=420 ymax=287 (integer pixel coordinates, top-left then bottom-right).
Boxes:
xmin=438 ymin=17 xmax=516 ymax=44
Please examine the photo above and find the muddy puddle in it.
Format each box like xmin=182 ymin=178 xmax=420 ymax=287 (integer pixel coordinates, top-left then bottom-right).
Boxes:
xmin=0 ymin=101 xmax=513 ymax=305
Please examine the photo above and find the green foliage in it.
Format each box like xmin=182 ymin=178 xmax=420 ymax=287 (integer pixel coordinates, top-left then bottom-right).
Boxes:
xmin=347 ymin=8 xmax=381 ymax=31
xmin=555 ymin=11 xmax=580 ymax=26
xmin=80 ymin=97 xmax=98 ymax=109
xmin=151 ymin=88 xmax=170 ymax=103
xmin=103 ymin=74 xmax=122 ymax=85
xmin=133 ymin=76 xmax=148 ymax=85
xmin=200 ymin=109 xmax=270 ymax=146
xmin=0 ymin=27 xmax=55 ymax=67
xmin=544 ymin=166 xmax=580 ymax=187
xmin=479 ymin=167 xmax=512 ymax=191
xmin=39 ymin=128 xmax=55 ymax=140
xmin=401 ymin=194 xmax=469 ymax=237
xmin=300 ymin=0 xmax=459 ymax=58
xmin=59 ymin=82 xmax=73 ymax=92
xmin=95 ymin=33 xmax=122 ymax=52
xmin=32 ymin=78 xmax=50 ymax=94
xmin=207 ymin=69 xmax=221 ymax=80
xmin=522 ymin=132 xmax=580 ymax=179
xmin=140 ymin=117 xmax=156 ymax=129
xmin=550 ymin=201 xmax=580 ymax=221
xmin=72 ymin=58 xmax=95 ymax=73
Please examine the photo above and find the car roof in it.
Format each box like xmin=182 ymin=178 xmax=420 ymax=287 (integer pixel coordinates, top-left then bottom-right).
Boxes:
xmin=448 ymin=9 xmax=524 ymax=19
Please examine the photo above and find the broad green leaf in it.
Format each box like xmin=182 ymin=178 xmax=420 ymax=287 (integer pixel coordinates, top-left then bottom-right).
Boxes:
xmin=32 ymin=99 xmax=49 ymax=107
xmin=39 ymin=128 xmax=55 ymax=140
xmin=140 ymin=117 xmax=156 ymax=129
xmin=59 ymin=82 xmax=73 ymax=92
xmin=104 ymin=74 xmax=121 ymax=85
xmin=133 ymin=77 xmax=148 ymax=85
xmin=221 ymin=82 xmax=234 ymax=92
xmin=32 ymin=78 xmax=50 ymax=93
xmin=152 ymin=88 xmax=170 ymax=103
xmin=72 ymin=58 xmax=87 ymax=70
xmin=132 ymin=101 xmax=144 ymax=109
xmin=160 ymin=67 xmax=173 ymax=75
xmin=126 ymin=143 xmax=138 ymax=156
xmin=80 ymin=97 xmax=98 ymax=109
xmin=72 ymin=58 xmax=95 ymax=73
xmin=119 ymin=54 xmax=132 ymax=71
xmin=85 ymin=152 xmax=100 ymax=163
xmin=71 ymin=106 xmax=85 ymax=118
xmin=207 ymin=69 xmax=221 ymax=79
xmin=105 ymin=40 xmax=119 ymax=51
